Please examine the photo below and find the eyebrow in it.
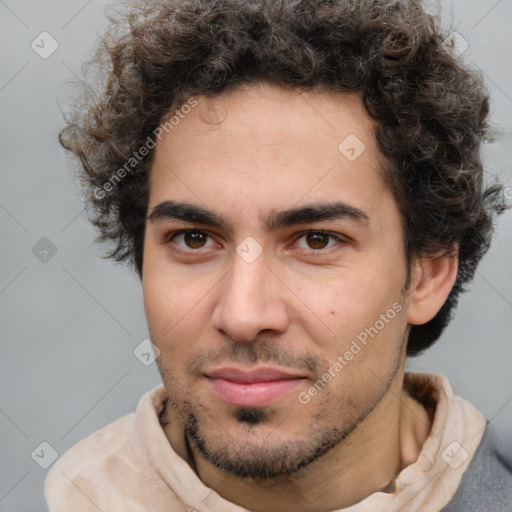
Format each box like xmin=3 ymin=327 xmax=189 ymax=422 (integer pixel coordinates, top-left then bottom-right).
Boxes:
xmin=147 ymin=200 xmax=369 ymax=230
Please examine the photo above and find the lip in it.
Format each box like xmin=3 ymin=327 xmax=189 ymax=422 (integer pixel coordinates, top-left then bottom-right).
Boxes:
xmin=205 ymin=366 xmax=306 ymax=408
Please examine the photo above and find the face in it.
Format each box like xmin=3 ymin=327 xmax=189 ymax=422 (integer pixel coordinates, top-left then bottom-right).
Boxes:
xmin=143 ymin=82 xmax=411 ymax=479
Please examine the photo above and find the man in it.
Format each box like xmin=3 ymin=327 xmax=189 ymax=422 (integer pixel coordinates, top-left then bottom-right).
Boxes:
xmin=45 ymin=0 xmax=511 ymax=510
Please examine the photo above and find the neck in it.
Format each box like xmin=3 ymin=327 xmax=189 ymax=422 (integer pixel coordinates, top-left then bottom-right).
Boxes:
xmin=162 ymin=369 xmax=432 ymax=511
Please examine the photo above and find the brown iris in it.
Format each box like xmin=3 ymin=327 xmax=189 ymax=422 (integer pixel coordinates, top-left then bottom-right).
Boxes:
xmin=305 ymin=232 xmax=330 ymax=249
xmin=184 ymin=231 xmax=208 ymax=248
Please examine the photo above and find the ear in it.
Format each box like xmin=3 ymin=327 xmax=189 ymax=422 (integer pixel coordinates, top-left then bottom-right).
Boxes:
xmin=407 ymin=247 xmax=458 ymax=325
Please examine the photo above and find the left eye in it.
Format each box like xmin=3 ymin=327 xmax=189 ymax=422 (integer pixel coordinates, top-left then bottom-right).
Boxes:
xmin=295 ymin=232 xmax=341 ymax=250
xmin=170 ymin=231 xmax=216 ymax=250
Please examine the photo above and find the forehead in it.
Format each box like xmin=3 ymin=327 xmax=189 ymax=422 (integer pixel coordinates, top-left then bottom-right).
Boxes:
xmin=149 ymin=82 xmax=392 ymax=223
xmin=162 ymin=82 xmax=377 ymax=153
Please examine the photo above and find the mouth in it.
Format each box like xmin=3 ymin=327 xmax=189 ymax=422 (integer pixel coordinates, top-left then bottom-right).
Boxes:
xmin=205 ymin=366 xmax=307 ymax=408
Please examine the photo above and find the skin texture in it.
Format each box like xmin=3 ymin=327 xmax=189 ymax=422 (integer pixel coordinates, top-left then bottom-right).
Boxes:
xmin=142 ymin=82 xmax=457 ymax=511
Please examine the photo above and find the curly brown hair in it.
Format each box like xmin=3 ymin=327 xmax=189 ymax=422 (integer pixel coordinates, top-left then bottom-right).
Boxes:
xmin=59 ymin=0 xmax=507 ymax=356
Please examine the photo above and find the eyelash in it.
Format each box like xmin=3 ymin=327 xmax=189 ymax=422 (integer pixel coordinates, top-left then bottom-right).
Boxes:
xmin=166 ymin=229 xmax=348 ymax=255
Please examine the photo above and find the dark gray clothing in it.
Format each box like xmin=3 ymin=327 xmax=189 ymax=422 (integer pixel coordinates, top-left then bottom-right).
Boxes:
xmin=443 ymin=418 xmax=512 ymax=511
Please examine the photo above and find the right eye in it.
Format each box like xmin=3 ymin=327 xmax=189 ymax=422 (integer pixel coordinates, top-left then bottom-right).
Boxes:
xmin=168 ymin=230 xmax=217 ymax=251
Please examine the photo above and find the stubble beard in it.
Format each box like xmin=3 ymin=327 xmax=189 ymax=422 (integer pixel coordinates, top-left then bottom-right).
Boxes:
xmin=160 ymin=329 xmax=406 ymax=481
xmin=169 ymin=391 xmax=385 ymax=481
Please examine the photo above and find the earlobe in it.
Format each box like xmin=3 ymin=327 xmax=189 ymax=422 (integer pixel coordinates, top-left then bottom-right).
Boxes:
xmin=406 ymin=247 xmax=459 ymax=326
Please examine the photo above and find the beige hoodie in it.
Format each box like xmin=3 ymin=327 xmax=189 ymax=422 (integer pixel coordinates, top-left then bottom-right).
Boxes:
xmin=44 ymin=373 xmax=486 ymax=512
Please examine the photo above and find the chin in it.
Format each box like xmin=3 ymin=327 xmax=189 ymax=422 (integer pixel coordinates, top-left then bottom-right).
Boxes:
xmin=183 ymin=408 xmax=351 ymax=480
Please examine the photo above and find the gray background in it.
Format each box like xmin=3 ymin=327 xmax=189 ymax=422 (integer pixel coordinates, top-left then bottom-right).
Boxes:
xmin=0 ymin=1 xmax=511 ymax=510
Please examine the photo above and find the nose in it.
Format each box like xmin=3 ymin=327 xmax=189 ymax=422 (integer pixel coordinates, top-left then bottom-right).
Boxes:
xmin=211 ymin=252 xmax=289 ymax=343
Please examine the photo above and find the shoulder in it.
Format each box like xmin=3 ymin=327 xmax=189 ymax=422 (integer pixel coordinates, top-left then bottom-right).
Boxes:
xmin=444 ymin=414 xmax=512 ymax=511
xmin=44 ymin=413 xmax=143 ymax=510
xmin=44 ymin=385 xmax=189 ymax=511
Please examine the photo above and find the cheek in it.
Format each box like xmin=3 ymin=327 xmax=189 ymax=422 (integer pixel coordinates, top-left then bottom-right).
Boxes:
xmin=296 ymin=269 xmax=405 ymax=350
xmin=144 ymin=282 xmax=211 ymax=381
xmin=142 ymin=268 xmax=207 ymax=340
xmin=142 ymin=239 xmax=211 ymax=333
